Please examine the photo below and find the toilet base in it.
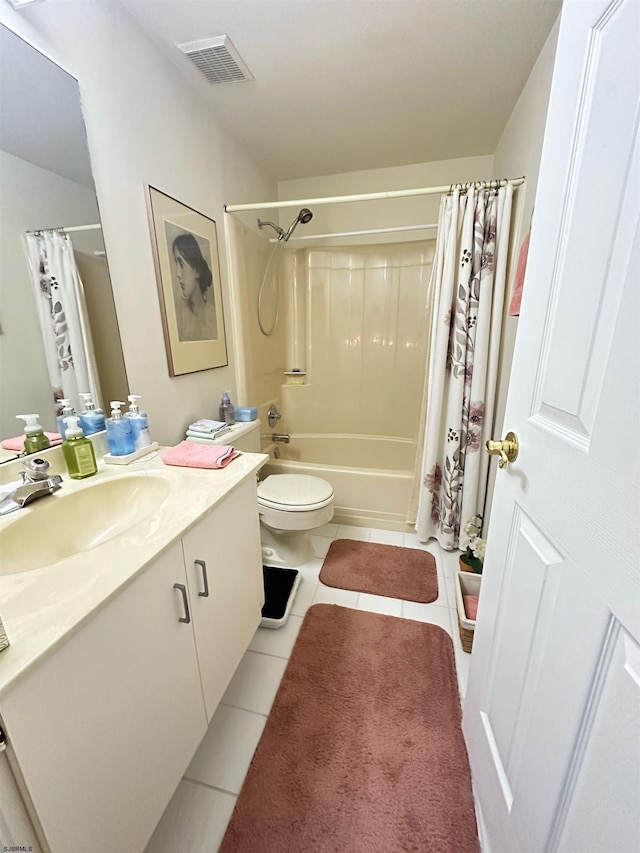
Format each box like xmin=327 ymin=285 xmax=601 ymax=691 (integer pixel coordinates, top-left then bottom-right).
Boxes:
xmin=260 ymin=524 xmax=314 ymax=568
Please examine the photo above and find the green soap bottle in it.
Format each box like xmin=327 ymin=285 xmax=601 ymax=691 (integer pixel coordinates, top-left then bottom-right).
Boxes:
xmin=16 ymin=413 xmax=51 ymax=453
xmin=61 ymin=416 xmax=98 ymax=480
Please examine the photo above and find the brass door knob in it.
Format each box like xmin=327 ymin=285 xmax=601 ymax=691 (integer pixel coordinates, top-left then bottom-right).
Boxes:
xmin=485 ymin=431 xmax=519 ymax=468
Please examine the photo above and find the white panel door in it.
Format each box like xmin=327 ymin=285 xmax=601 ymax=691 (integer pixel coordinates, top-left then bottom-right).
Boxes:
xmin=462 ymin=2 xmax=640 ymax=851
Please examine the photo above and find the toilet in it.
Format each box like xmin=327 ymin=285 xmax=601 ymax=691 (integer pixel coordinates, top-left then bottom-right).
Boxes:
xmin=191 ymin=420 xmax=334 ymax=568
xmin=257 ymin=473 xmax=334 ymax=567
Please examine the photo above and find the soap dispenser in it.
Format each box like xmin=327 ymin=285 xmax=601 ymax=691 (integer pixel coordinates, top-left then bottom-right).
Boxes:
xmin=218 ymin=391 xmax=235 ymax=425
xmin=56 ymin=399 xmax=76 ymax=439
xmin=16 ymin=414 xmax=50 ymax=453
xmin=125 ymin=395 xmax=152 ymax=450
xmin=62 ymin=416 xmax=98 ymax=479
xmin=105 ymin=401 xmax=135 ymax=456
xmin=78 ymin=392 xmax=106 ymax=435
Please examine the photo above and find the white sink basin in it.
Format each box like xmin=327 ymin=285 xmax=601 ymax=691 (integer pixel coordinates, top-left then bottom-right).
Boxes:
xmin=0 ymin=475 xmax=171 ymax=574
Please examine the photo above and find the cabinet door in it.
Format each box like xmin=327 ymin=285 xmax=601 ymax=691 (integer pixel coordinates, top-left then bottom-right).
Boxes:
xmin=0 ymin=541 xmax=208 ymax=853
xmin=183 ymin=477 xmax=264 ymax=720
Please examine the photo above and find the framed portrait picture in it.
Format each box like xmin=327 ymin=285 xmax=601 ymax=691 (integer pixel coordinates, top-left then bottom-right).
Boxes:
xmin=147 ymin=186 xmax=228 ymax=376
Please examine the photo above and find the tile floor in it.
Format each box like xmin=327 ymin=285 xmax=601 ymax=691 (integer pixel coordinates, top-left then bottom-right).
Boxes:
xmin=145 ymin=525 xmax=469 ymax=853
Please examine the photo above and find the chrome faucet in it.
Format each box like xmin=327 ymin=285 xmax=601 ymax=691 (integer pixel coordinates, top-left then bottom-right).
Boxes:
xmin=271 ymin=433 xmax=291 ymax=444
xmin=0 ymin=457 xmax=62 ymax=516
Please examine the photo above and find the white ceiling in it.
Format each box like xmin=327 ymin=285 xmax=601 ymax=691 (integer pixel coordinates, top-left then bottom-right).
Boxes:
xmin=122 ymin=0 xmax=561 ymax=182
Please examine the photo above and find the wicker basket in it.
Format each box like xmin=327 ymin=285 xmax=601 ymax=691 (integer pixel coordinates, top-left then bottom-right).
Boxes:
xmin=455 ymin=571 xmax=482 ymax=653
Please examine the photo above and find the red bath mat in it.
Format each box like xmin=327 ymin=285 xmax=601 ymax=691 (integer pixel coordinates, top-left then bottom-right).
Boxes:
xmin=319 ymin=538 xmax=438 ymax=603
xmin=220 ymin=604 xmax=479 ymax=853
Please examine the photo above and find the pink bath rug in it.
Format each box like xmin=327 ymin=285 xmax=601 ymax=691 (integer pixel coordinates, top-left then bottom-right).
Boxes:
xmin=319 ymin=538 xmax=438 ymax=603
xmin=220 ymin=604 xmax=479 ymax=853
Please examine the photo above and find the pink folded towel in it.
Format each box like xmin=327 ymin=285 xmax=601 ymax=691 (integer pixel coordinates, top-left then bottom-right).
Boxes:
xmin=1 ymin=432 xmax=63 ymax=451
xmin=508 ymin=230 xmax=531 ymax=316
xmin=463 ymin=594 xmax=479 ymax=621
xmin=162 ymin=441 xmax=241 ymax=470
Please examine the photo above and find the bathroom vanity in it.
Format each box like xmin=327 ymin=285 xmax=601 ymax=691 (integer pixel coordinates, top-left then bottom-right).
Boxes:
xmin=0 ymin=450 xmax=267 ymax=852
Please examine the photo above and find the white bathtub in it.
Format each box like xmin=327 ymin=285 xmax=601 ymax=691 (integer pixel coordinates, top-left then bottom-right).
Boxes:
xmin=261 ymin=433 xmax=417 ymax=531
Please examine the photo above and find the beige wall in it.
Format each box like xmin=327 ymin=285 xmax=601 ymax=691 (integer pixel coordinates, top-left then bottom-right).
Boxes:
xmin=0 ymin=1 xmax=276 ymax=445
xmin=278 ymin=155 xmax=494 ymax=245
xmin=485 ymin=17 xmax=560 ymax=523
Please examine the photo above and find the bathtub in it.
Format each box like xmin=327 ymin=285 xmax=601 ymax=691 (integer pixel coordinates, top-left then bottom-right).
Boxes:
xmin=261 ymin=433 xmax=417 ymax=531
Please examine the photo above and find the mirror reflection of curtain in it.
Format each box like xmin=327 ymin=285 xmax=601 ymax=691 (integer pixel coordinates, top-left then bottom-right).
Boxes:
xmin=25 ymin=230 xmax=101 ymax=416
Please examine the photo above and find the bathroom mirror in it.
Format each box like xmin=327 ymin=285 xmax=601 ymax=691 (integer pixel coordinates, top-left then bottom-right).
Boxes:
xmin=0 ymin=24 xmax=128 ymax=449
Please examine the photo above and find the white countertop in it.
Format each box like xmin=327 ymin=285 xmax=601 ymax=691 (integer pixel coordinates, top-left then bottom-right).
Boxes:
xmin=0 ymin=449 xmax=267 ymax=696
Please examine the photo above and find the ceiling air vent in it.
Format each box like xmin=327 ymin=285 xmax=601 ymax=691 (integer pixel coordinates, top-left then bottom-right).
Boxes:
xmin=177 ymin=35 xmax=253 ymax=84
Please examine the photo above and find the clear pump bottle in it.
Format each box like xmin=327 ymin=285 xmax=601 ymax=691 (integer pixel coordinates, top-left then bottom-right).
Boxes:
xmin=62 ymin=417 xmax=97 ymax=479
xmin=56 ymin=399 xmax=76 ymax=439
xmin=105 ymin=401 xmax=135 ymax=456
xmin=16 ymin=414 xmax=50 ymax=453
xmin=124 ymin=395 xmax=152 ymax=450
xmin=218 ymin=391 xmax=235 ymax=425
xmin=78 ymin=392 xmax=106 ymax=435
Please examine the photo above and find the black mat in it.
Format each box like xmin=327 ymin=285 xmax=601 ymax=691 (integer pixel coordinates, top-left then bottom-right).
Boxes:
xmin=261 ymin=566 xmax=299 ymax=620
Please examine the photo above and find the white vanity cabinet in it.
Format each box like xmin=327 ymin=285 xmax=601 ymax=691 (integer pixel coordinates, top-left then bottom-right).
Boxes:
xmin=182 ymin=476 xmax=264 ymax=721
xmin=0 ymin=476 xmax=264 ymax=853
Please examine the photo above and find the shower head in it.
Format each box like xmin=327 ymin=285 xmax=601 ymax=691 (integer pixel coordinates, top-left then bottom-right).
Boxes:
xmin=282 ymin=208 xmax=313 ymax=241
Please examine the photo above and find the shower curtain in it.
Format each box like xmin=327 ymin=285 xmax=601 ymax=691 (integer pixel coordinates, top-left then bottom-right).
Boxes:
xmin=25 ymin=230 xmax=101 ymax=415
xmin=416 ymin=185 xmax=512 ymax=550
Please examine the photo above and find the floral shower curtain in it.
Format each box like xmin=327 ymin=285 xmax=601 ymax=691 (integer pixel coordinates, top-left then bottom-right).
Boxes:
xmin=416 ymin=184 xmax=513 ymax=550
xmin=25 ymin=230 xmax=101 ymax=415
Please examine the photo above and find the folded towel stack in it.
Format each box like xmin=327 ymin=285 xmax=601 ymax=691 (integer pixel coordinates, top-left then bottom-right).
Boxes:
xmin=163 ymin=441 xmax=240 ymax=470
xmin=189 ymin=418 xmax=228 ymax=434
xmin=186 ymin=427 xmax=233 ymax=441
xmin=1 ymin=432 xmax=63 ymax=451
xmin=186 ymin=419 xmax=233 ymax=442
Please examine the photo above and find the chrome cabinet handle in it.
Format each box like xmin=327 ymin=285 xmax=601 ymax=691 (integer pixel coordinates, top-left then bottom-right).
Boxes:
xmin=194 ymin=559 xmax=209 ymax=597
xmin=173 ymin=583 xmax=191 ymax=623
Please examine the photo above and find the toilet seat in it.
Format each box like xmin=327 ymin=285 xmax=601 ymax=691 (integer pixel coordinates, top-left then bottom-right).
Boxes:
xmin=257 ymin=474 xmax=334 ymax=512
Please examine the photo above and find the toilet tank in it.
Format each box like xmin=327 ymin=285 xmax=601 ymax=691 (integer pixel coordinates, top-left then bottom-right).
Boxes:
xmin=209 ymin=420 xmax=261 ymax=452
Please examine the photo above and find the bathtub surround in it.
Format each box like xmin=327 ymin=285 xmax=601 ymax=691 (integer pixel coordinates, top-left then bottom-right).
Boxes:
xmin=262 ymin=436 xmax=415 ymax=530
xmin=224 ymin=215 xmax=287 ymax=417
xmin=417 ymin=185 xmax=513 ymax=550
xmin=220 ymin=604 xmax=479 ymax=853
xmin=319 ymin=539 xmax=438 ymax=603
xmin=284 ymin=242 xmax=434 ymax=439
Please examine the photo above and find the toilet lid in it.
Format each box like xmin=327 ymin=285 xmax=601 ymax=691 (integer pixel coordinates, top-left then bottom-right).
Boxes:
xmin=257 ymin=474 xmax=334 ymax=509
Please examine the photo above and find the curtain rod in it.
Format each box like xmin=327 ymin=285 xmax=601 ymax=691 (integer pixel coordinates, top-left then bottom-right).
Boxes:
xmin=225 ymin=177 xmax=525 ymax=213
xmin=26 ymin=223 xmax=102 ymax=234
xmin=277 ymin=222 xmax=439 ymax=242
xmin=62 ymin=224 xmax=102 ymax=233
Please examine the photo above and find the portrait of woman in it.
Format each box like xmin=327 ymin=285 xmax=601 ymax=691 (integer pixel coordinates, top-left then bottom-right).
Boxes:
xmin=166 ymin=227 xmax=218 ymax=342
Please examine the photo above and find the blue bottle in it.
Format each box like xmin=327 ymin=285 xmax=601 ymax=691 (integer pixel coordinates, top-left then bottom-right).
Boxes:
xmin=78 ymin=392 xmax=106 ymax=435
xmin=105 ymin=401 xmax=135 ymax=456
xmin=56 ymin=399 xmax=76 ymax=439
xmin=124 ymin=394 xmax=153 ymax=451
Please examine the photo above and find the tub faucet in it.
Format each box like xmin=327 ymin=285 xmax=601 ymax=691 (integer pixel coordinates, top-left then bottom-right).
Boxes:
xmin=0 ymin=457 xmax=62 ymax=516
xmin=271 ymin=433 xmax=291 ymax=444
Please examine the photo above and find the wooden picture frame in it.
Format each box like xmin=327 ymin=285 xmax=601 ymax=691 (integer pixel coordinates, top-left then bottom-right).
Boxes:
xmin=147 ymin=186 xmax=228 ymax=376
